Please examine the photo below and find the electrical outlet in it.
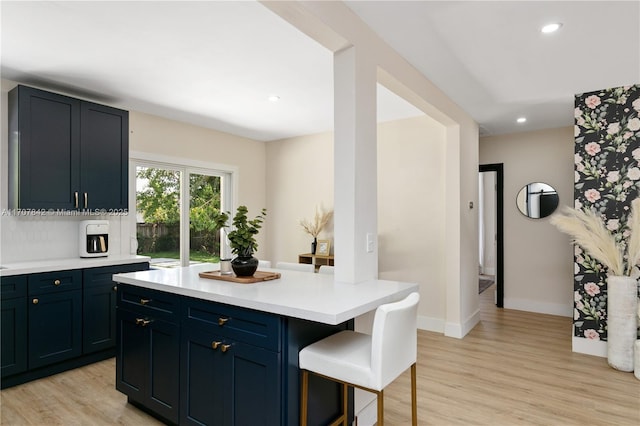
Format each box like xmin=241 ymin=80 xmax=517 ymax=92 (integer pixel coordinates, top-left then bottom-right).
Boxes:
xmin=366 ymin=233 xmax=374 ymax=253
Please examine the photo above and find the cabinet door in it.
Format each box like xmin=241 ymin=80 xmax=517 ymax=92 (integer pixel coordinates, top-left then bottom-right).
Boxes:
xmin=116 ymin=309 xmax=147 ymax=400
xmin=80 ymin=101 xmax=128 ymax=210
xmin=1 ymin=297 xmax=27 ymax=377
xmin=1 ymin=275 xmax=28 ymax=378
xmin=116 ymin=308 xmax=179 ymax=424
xmin=227 ymin=341 xmax=281 ymax=426
xmin=28 ymin=290 xmax=82 ymax=369
xmin=180 ymin=328 xmax=230 ymax=426
xmin=83 ymin=283 xmax=117 ymax=353
xmin=147 ymin=318 xmax=180 ymax=424
xmin=83 ymin=264 xmax=148 ymax=353
xmin=8 ymin=85 xmax=80 ymax=209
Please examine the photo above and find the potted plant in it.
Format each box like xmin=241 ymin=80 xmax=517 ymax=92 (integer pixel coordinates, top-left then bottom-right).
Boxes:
xmin=224 ymin=205 xmax=267 ymax=277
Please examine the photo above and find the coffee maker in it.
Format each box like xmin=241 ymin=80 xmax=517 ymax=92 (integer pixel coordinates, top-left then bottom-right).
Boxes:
xmin=80 ymin=220 xmax=109 ymax=258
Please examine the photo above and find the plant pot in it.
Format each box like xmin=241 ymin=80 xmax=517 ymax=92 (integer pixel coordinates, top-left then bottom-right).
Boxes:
xmin=231 ymin=255 xmax=258 ymax=277
xmin=311 ymin=237 xmax=317 ymax=255
xmin=607 ymin=275 xmax=638 ymax=372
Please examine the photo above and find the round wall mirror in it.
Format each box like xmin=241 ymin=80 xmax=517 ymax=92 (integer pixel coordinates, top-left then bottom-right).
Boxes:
xmin=516 ymin=182 xmax=559 ymax=219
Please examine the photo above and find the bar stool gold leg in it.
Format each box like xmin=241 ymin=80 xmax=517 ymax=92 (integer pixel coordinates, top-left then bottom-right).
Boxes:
xmin=377 ymin=390 xmax=384 ymax=426
xmin=301 ymin=370 xmax=309 ymax=426
xmin=411 ymin=363 xmax=417 ymax=426
xmin=342 ymin=382 xmax=348 ymax=426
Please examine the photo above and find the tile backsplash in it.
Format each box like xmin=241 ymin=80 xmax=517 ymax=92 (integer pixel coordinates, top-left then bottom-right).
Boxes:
xmin=0 ymin=214 xmax=126 ymax=263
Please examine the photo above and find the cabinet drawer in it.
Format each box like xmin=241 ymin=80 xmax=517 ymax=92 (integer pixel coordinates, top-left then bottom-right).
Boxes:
xmin=84 ymin=262 xmax=149 ymax=289
xmin=183 ymin=298 xmax=281 ymax=351
xmin=1 ymin=275 xmax=27 ymax=299
xmin=28 ymin=270 xmax=81 ymax=295
xmin=118 ymin=285 xmax=178 ymax=320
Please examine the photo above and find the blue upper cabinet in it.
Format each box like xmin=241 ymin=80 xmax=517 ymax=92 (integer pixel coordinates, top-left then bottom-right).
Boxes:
xmin=8 ymin=85 xmax=128 ymax=211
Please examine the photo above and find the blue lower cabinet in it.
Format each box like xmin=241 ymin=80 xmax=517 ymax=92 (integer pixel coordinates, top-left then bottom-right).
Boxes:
xmin=180 ymin=328 xmax=281 ymax=426
xmin=1 ymin=275 xmax=28 ymax=378
xmin=28 ymin=271 xmax=82 ymax=369
xmin=83 ymin=263 xmax=149 ymax=354
xmin=228 ymin=341 xmax=280 ymax=425
xmin=116 ymin=294 xmax=180 ymax=424
xmin=116 ymin=285 xmax=351 ymax=425
xmin=1 ymin=262 xmax=150 ymax=389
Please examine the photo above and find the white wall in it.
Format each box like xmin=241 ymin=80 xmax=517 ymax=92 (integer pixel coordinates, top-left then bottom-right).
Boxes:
xmin=480 ymin=126 xmax=574 ymax=316
xmin=266 ymin=115 xmax=448 ymax=328
xmin=265 ymin=131 xmax=334 ymax=264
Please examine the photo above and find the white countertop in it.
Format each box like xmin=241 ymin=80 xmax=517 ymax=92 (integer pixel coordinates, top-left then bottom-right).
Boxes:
xmin=0 ymin=255 xmax=150 ymax=276
xmin=113 ymin=263 xmax=419 ymax=325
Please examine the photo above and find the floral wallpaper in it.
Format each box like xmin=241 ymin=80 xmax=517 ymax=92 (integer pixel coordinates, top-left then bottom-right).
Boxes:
xmin=573 ymin=84 xmax=640 ymax=340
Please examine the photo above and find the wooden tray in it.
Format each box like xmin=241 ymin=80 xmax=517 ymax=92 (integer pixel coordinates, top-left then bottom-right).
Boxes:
xmin=199 ymin=270 xmax=281 ymax=284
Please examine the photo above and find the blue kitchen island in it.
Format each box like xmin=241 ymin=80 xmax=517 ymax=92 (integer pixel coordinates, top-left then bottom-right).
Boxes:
xmin=113 ymin=264 xmax=417 ymax=425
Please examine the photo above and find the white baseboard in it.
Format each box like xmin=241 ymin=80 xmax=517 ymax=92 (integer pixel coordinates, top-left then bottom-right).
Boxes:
xmin=444 ymin=308 xmax=480 ymax=339
xmin=481 ymin=267 xmax=496 ymax=275
xmin=418 ymin=309 xmax=480 ymax=339
xmin=572 ymin=336 xmax=607 ymax=357
xmin=417 ymin=315 xmax=444 ymax=333
xmin=504 ymin=297 xmax=572 ymax=317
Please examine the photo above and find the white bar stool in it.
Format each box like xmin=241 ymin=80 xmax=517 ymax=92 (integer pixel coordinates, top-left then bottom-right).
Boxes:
xmin=299 ymin=292 xmax=419 ymax=426
xmin=275 ymin=261 xmax=314 ymax=272
xmin=318 ymin=265 xmax=335 ymax=274
xmin=258 ymin=259 xmax=272 ymax=268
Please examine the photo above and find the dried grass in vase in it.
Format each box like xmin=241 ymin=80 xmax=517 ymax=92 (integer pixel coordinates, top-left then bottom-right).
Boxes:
xmin=299 ymin=206 xmax=333 ymax=238
xmin=550 ymin=198 xmax=640 ymax=276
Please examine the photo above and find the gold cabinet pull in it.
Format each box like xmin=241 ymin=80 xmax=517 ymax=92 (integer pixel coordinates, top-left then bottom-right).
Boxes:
xmin=54 ymin=279 xmax=61 ymax=286
xmin=113 ymin=285 xmax=117 ymax=291
xmin=135 ymin=318 xmax=152 ymax=327
xmin=32 ymin=298 xmax=39 ymax=305
xmin=218 ymin=317 xmax=229 ymax=326
xmin=74 ymin=192 xmax=79 ymax=209
xmin=140 ymin=298 xmax=151 ymax=305
xmin=84 ymin=192 xmax=88 ymax=209
xmin=212 ymin=341 xmax=221 ymax=350
xmin=221 ymin=344 xmax=231 ymax=353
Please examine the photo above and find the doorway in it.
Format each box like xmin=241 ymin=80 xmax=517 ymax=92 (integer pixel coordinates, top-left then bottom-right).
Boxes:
xmin=479 ymin=163 xmax=504 ymax=308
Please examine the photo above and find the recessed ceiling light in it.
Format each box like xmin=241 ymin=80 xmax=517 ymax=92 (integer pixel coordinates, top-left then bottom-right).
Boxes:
xmin=541 ymin=23 xmax=562 ymax=34
xmin=268 ymin=95 xmax=280 ymax=102
xmin=517 ymin=117 xmax=527 ymax=124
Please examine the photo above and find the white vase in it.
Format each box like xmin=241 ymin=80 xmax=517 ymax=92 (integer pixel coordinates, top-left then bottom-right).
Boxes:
xmin=635 ymin=340 xmax=640 ymax=380
xmin=607 ymin=275 xmax=638 ymax=372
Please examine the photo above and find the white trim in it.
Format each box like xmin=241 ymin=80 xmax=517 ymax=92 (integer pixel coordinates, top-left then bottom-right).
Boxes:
xmin=417 ymin=315 xmax=445 ymax=333
xmin=444 ymin=308 xmax=480 ymax=339
xmin=129 ymin=151 xmax=237 ymax=267
xmin=572 ymin=336 xmax=607 ymax=358
xmin=504 ymin=297 xmax=572 ymax=317
xmin=482 ymin=267 xmax=496 ymax=276
xmin=130 ymin=150 xmax=238 ymax=176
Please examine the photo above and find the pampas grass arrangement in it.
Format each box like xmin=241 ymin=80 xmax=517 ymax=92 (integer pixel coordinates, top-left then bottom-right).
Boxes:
xmin=550 ymin=198 xmax=640 ymax=276
xmin=299 ymin=206 xmax=333 ymax=238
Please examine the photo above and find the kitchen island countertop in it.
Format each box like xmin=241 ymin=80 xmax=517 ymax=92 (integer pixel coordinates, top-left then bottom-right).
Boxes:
xmin=113 ymin=263 xmax=418 ymax=325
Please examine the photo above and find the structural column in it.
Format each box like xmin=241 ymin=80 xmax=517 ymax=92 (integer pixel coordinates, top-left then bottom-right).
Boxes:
xmin=333 ymin=46 xmax=378 ymax=283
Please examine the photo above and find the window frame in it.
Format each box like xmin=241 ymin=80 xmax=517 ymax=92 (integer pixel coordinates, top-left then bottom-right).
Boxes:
xmin=129 ymin=151 xmax=237 ymax=267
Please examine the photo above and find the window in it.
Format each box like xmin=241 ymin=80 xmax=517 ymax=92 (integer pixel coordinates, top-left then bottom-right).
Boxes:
xmin=131 ymin=155 xmax=234 ymax=268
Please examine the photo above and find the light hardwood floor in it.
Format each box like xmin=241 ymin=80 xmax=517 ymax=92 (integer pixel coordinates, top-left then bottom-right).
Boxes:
xmin=1 ymin=285 xmax=638 ymax=425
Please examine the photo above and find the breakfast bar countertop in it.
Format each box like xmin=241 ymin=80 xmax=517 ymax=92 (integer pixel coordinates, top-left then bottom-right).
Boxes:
xmin=113 ymin=263 xmax=418 ymax=325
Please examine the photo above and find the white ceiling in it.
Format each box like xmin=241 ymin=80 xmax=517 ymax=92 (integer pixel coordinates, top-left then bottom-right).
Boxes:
xmin=2 ymin=1 xmax=639 ymax=141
